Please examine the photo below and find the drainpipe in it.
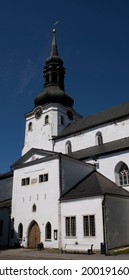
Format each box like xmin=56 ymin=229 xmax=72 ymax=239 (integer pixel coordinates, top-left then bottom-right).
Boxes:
xmin=102 ymin=196 xmax=108 ymax=255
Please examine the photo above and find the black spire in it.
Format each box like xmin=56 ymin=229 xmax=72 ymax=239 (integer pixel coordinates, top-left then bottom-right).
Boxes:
xmin=50 ymin=28 xmax=58 ymax=57
xmin=34 ymin=29 xmax=74 ymax=108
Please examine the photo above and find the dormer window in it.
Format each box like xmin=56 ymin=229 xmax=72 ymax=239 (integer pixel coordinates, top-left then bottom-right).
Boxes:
xmin=45 ymin=115 xmax=49 ymax=125
xmin=96 ymin=131 xmax=103 ymax=145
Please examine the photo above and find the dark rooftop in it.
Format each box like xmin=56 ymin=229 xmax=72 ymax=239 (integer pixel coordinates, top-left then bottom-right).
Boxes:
xmin=0 ymin=172 xmax=13 ymax=202
xmin=55 ymin=101 xmax=129 ymax=139
xmin=71 ymin=137 xmax=129 ymax=160
xmin=61 ymin=170 xmax=129 ymax=201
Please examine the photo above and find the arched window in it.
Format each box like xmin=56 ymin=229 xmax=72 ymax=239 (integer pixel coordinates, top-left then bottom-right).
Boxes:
xmin=45 ymin=115 xmax=49 ymax=125
xmin=51 ymin=72 xmax=57 ymax=83
xmin=32 ymin=204 xmax=37 ymax=212
xmin=96 ymin=131 xmax=103 ymax=145
xmin=45 ymin=222 xmax=51 ymax=240
xmin=28 ymin=122 xmax=32 ymax=131
xmin=65 ymin=141 xmax=72 ymax=154
xmin=18 ymin=223 xmax=23 ymax=239
xmin=115 ymin=162 xmax=129 ymax=186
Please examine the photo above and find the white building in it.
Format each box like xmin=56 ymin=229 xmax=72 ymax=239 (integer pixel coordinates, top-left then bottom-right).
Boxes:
xmin=1 ymin=29 xmax=129 ymax=253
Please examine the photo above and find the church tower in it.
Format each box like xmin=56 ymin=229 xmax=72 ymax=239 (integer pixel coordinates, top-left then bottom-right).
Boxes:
xmin=22 ymin=29 xmax=80 ymax=155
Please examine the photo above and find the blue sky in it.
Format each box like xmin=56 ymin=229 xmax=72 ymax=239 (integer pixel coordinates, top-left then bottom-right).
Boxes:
xmin=0 ymin=0 xmax=129 ymax=173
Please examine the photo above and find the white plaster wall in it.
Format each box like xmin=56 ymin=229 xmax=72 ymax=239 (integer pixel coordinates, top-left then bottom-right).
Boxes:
xmin=11 ymin=158 xmax=60 ymax=248
xmin=61 ymin=197 xmax=104 ymax=250
xmin=54 ymin=117 xmax=129 ymax=154
xmin=22 ymin=103 xmax=78 ymax=155
xmin=86 ymin=150 xmax=129 ymax=191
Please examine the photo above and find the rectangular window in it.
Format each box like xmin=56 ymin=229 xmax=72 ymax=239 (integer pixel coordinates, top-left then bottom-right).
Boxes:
xmin=0 ymin=220 xmax=3 ymax=236
xmin=83 ymin=215 xmax=95 ymax=237
xmin=65 ymin=216 xmax=76 ymax=237
xmin=21 ymin=177 xmax=30 ymax=186
xmin=39 ymin=173 xmax=48 ymax=183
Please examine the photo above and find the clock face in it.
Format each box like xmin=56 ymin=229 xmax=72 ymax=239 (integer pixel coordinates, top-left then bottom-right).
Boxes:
xmin=35 ymin=107 xmax=42 ymax=119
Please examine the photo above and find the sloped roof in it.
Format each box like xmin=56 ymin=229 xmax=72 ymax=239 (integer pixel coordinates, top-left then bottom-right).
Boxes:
xmin=71 ymin=137 xmax=129 ymax=160
xmin=55 ymin=101 xmax=129 ymax=139
xmin=60 ymin=171 xmax=129 ymax=201
xmin=11 ymin=148 xmax=59 ymax=169
xmin=0 ymin=171 xmax=13 ymax=203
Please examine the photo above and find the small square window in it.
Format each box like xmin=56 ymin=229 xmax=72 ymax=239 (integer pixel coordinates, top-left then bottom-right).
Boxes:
xmin=39 ymin=173 xmax=48 ymax=183
xmin=21 ymin=177 xmax=30 ymax=186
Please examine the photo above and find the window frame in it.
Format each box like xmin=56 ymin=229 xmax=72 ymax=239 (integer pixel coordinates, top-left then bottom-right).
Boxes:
xmin=115 ymin=162 xmax=129 ymax=186
xmin=39 ymin=173 xmax=48 ymax=183
xmin=83 ymin=215 xmax=95 ymax=237
xmin=45 ymin=222 xmax=52 ymax=240
xmin=21 ymin=177 xmax=30 ymax=186
xmin=65 ymin=216 xmax=76 ymax=238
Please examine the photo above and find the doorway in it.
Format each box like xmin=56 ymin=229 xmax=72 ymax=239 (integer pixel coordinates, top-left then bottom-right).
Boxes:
xmin=28 ymin=221 xmax=40 ymax=248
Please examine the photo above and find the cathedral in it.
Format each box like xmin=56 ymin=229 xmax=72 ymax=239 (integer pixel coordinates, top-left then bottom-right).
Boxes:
xmin=1 ymin=29 xmax=129 ymax=253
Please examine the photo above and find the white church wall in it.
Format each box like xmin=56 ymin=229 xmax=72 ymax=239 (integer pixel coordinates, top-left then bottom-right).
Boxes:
xmin=11 ymin=158 xmax=60 ymax=248
xmin=86 ymin=150 xmax=129 ymax=191
xmin=61 ymin=197 xmax=104 ymax=251
xmin=22 ymin=103 xmax=77 ymax=156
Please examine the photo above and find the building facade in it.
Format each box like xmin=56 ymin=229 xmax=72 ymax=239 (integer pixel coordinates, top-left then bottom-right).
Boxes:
xmin=1 ymin=29 xmax=129 ymax=252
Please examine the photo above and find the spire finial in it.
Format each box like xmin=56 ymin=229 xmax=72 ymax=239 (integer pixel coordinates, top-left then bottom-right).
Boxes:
xmin=50 ymin=28 xmax=58 ymax=57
